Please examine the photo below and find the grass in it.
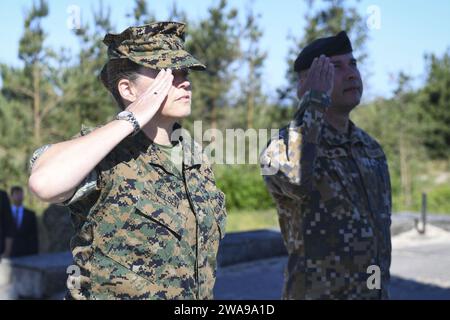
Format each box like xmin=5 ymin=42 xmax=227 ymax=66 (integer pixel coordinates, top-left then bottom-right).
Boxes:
xmin=225 ymin=205 xmax=450 ymax=235
xmin=225 ymin=208 xmax=279 ymax=232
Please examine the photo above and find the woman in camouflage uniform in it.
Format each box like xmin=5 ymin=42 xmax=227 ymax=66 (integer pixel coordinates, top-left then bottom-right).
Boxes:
xmin=28 ymin=22 xmax=227 ymax=300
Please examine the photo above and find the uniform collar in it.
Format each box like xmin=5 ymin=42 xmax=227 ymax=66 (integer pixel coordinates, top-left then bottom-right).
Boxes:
xmin=130 ymin=122 xmax=203 ymax=172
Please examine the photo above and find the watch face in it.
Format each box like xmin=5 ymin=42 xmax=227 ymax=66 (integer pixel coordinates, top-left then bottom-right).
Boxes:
xmin=118 ymin=111 xmax=129 ymax=117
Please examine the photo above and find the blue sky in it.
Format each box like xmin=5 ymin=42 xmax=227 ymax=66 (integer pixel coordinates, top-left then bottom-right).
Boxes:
xmin=0 ymin=0 xmax=449 ymax=101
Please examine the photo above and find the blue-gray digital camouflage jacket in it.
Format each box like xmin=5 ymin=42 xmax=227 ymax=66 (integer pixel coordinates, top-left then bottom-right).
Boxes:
xmin=260 ymin=90 xmax=392 ymax=300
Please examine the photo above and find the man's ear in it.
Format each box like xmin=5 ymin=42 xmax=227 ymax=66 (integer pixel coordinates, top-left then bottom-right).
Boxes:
xmin=296 ymin=72 xmax=307 ymax=99
xmin=118 ymin=79 xmax=137 ymax=104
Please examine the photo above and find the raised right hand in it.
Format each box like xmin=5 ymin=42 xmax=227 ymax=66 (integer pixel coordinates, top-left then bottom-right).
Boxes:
xmin=299 ymin=54 xmax=334 ymax=98
xmin=125 ymin=69 xmax=174 ymax=128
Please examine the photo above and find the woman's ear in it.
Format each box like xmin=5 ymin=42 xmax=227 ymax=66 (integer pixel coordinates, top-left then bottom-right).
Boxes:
xmin=118 ymin=78 xmax=137 ymax=104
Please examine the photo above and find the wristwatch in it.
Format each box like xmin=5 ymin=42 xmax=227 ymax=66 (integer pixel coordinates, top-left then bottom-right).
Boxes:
xmin=115 ymin=111 xmax=141 ymax=136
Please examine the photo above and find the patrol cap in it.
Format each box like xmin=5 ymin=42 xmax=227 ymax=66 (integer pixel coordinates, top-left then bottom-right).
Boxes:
xmin=100 ymin=21 xmax=205 ymax=84
xmin=294 ymin=31 xmax=353 ymax=73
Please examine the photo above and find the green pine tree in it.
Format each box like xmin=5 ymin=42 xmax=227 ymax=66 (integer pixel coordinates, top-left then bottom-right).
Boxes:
xmin=418 ymin=51 xmax=450 ymax=159
xmin=185 ymin=0 xmax=241 ymax=133
xmin=127 ymin=0 xmax=155 ymax=25
xmin=240 ymin=3 xmax=267 ymax=129
xmin=279 ymin=0 xmax=369 ymax=106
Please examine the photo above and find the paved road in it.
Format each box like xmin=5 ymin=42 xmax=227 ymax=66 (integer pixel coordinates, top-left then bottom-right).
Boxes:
xmin=215 ymin=226 xmax=450 ymax=300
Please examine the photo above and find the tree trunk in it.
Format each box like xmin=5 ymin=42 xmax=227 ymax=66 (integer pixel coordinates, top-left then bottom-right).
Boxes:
xmin=33 ymin=65 xmax=41 ymax=145
xmin=399 ymin=133 xmax=412 ymax=208
xmin=211 ymin=100 xmax=217 ymax=142
xmin=247 ymin=60 xmax=255 ymax=129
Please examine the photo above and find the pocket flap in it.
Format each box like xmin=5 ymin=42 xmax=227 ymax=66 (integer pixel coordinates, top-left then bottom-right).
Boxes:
xmin=365 ymin=147 xmax=384 ymax=158
xmin=318 ymin=147 xmax=348 ymax=158
xmin=134 ymin=196 xmax=186 ymax=239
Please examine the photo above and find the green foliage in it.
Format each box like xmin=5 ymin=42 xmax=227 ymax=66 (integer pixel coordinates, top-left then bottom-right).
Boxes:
xmin=126 ymin=0 xmax=155 ymax=25
xmin=352 ymin=70 xmax=449 ymax=213
xmin=239 ymin=3 xmax=267 ymax=129
xmin=226 ymin=209 xmax=278 ymax=232
xmin=214 ymin=164 xmax=274 ymax=211
xmin=19 ymin=0 xmax=49 ymax=65
xmin=69 ymin=1 xmax=117 ymax=126
xmin=185 ymin=0 xmax=241 ymax=130
xmin=428 ymin=184 xmax=450 ymax=214
xmin=279 ymin=0 xmax=368 ymax=105
xmin=0 ymin=0 xmax=449 ymax=216
xmin=418 ymin=51 xmax=450 ymax=159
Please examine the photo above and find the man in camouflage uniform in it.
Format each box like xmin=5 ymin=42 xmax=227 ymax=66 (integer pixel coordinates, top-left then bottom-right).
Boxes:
xmin=29 ymin=22 xmax=226 ymax=300
xmin=260 ymin=31 xmax=391 ymax=299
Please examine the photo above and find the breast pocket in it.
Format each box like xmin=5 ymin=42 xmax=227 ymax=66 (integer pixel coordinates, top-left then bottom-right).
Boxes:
xmin=132 ymin=197 xmax=186 ymax=241
xmin=316 ymin=147 xmax=354 ymax=212
xmin=98 ymin=193 xmax=190 ymax=284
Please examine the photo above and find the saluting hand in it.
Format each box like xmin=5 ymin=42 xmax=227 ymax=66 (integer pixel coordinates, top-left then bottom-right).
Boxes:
xmin=126 ymin=69 xmax=174 ymax=128
xmin=299 ymin=54 xmax=334 ymax=98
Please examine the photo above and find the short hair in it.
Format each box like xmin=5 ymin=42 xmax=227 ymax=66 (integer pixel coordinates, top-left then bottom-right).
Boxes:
xmin=100 ymin=59 xmax=143 ymax=110
xmin=10 ymin=186 xmax=23 ymax=195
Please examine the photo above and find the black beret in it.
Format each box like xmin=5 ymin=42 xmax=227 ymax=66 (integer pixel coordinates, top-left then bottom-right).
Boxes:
xmin=294 ymin=31 xmax=353 ymax=73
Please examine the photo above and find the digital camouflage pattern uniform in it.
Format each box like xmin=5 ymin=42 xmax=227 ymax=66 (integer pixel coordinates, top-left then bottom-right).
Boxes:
xmin=28 ymin=22 xmax=227 ymax=300
xmin=260 ymin=90 xmax=392 ymax=300
xmin=30 ymin=125 xmax=226 ymax=300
